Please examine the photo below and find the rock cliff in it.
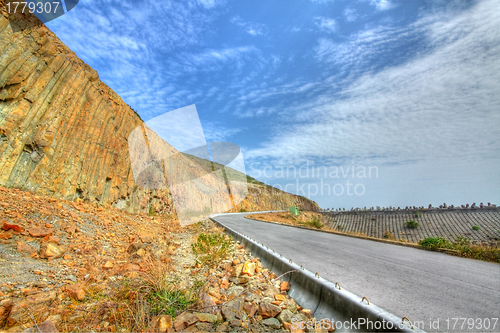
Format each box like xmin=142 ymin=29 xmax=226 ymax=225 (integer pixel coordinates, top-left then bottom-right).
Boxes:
xmin=0 ymin=4 xmax=318 ymax=215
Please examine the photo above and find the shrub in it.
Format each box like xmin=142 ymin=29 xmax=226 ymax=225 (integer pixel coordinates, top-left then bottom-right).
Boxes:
xmin=306 ymin=216 xmax=323 ymax=229
xmin=404 ymin=220 xmax=419 ymax=228
xmin=415 ymin=211 xmax=423 ymax=218
xmin=419 ymin=236 xmax=500 ymax=263
xmin=472 ymin=225 xmax=481 ymax=231
xmin=337 ymin=225 xmax=344 ymax=231
xmin=240 ymin=207 xmax=247 ymax=212
xmin=419 ymin=237 xmax=453 ymax=250
xmin=191 ymin=233 xmax=233 ymax=265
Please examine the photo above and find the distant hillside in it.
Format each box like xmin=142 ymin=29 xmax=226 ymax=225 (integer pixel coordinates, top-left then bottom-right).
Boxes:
xmin=182 ymin=153 xmax=319 ymax=212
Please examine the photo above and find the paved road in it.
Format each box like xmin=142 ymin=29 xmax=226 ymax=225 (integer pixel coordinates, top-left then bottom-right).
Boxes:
xmin=213 ymin=213 xmax=500 ymax=332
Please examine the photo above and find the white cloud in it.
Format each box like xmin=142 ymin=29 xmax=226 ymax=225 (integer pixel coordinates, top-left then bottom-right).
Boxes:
xmin=370 ymin=0 xmax=397 ymax=11
xmin=314 ymin=17 xmax=338 ymax=33
xmin=343 ymin=7 xmax=358 ymax=22
xmin=245 ymin=0 xmax=500 ymax=169
xmin=231 ymin=16 xmax=267 ymax=36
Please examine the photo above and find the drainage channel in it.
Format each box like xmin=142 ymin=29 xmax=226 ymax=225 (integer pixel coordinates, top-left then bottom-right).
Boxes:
xmin=210 ymin=214 xmax=426 ymax=333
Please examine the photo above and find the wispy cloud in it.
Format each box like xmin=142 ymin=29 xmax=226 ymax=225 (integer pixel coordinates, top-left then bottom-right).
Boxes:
xmin=314 ymin=17 xmax=338 ymax=33
xmin=246 ymin=0 xmax=500 ymax=168
xmin=203 ymin=121 xmax=243 ymax=142
xmin=370 ymin=0 xmax=397 ymax=11
xmin=231 ymin=16 xmax=267 ymax=36
xmin=343 ymin=7 xmax=358 ymax=22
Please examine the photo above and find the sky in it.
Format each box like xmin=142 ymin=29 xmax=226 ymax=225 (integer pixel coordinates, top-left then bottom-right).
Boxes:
xmin=46 ymin=0 xmax=500 ymax=210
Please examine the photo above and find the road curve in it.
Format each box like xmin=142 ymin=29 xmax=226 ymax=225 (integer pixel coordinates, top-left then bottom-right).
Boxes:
xmin=213 ymin=213 xmax=500 ymax=332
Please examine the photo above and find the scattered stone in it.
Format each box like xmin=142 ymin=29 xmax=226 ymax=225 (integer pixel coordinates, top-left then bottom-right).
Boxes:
xmin=241 ymin=261 xmax=256 ymax=276
xmin=193 ymin=312 xmax=217 ymax=323
xmin=229 ymin=276 xmax=249 ymax=284
xmin=173 ymin=312 xmax=198 ymax=331
xmin=222 ymin=297 xmax=247 ymax=321
xmin=16 ymin=241 xmax=35 ymax=254
xmin=65 ymin=284 xmax=85 ymax=301
xmin=280 ymin=281 xmax=291 ymax=292
xmin=232 ymin=263 xmax=244 ymax=277
xmin=226 ymin=285 xmax=244 ymax=298
xmin=2 ymin=222 xmax=24 ymax=232
xmin=153 ymin=315 xmax=172 ymax=332
xmin=103 ymin=260 xmax=114 ymax=268
xmin=28 ymin=227 xmax=53 ymax=237
xmin=259 ymin=302 xmax=282 ymax=318
xmin=276 ymin=309 xmax=294 ymax=326
xmin=243 ymin=302 xmax=258 ymax=317
xmin=39 ymin=241 xmax=65 ymax=260
xmin=199 ymin=292 xmax=217 ymax=314
xmin=300 ymin=308 xmax=314 ymax=319
xmin=0 ymin=232 xmax=12 ymax=239
xmin=262 ymin=317 xmax=281 ymax=329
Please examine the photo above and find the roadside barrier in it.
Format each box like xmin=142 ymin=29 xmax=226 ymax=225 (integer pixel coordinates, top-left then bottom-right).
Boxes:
xmin=210 ymin=213 xmax=426 ymax=332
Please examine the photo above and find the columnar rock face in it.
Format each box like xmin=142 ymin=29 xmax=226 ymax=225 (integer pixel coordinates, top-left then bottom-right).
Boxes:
xmin=0 ymin=5 xmax=175 ymax=214
xmin=0 ymin=6 xmax=318 ymax=215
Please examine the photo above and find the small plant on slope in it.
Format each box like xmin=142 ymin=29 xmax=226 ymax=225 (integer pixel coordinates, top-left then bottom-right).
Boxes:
xmin=419 ymin=237 xmax=453 ymax=250
xmin=307 ymin=216 xmax=323 ymax=229
xmin=191 ymin=232 xmax=233 ymax=265
xmin=404 ymin=220 xmax=419 ymax=228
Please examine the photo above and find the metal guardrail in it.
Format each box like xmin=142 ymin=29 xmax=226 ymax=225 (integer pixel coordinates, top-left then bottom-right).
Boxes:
xmin=210 ymin=213 xmax=426 ymax=333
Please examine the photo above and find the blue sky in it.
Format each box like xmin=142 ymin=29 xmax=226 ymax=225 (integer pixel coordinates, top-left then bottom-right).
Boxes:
xmin=47 ymin=0 xmax=500 ymax=209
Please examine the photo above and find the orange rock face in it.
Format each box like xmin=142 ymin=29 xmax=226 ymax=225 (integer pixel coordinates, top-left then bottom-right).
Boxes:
xmin=0 ymin=6 xmax=318 ymax=217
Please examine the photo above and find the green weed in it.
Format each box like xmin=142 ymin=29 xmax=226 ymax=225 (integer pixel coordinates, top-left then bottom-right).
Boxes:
xmin=419 ymin=237 xmax=453 ymax=250
xmin=148 ymin=205 xmax=157 ymax=216
xmin=404 ymin=220 xmax=420 ymax=228
xmin=191 ymin=233 xmax=233 ymax=264
xmin=419 ymin=237 xmax=499 ymax=262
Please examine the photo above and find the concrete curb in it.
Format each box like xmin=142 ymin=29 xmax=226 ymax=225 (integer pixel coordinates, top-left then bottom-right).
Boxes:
xmin=244 ymin=215 xmax=422 ymax=250
xmin=210 ymin=214 xmax=426 ymax=333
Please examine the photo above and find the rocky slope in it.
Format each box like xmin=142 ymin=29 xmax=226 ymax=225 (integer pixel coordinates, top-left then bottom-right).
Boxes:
xmin=0 ymin=186 xmax=331 ymax=332
xmin=0 ymin=4 xmax=318 ymax=216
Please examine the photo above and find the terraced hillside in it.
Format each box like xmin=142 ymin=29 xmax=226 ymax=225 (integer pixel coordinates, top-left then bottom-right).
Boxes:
xmin=323 ymin=208 xmax=500 ymax=244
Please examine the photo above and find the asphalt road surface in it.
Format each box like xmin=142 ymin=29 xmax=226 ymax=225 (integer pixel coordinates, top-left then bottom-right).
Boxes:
xmin=213 ymin=213 xmax=500 ymax=332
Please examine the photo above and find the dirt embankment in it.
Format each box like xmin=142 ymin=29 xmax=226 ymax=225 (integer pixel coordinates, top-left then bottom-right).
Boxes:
xmin=0 ymin=187 xmax=333 ymax=332
xmin=248 ymin=211 xmax=326 ymax=230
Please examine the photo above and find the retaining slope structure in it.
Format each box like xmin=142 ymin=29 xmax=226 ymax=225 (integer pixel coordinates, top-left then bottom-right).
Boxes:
xmin=211 ymin=213 xmax=426 ymax=333
xmin=322 ymin=207 xmax=500 ymax=244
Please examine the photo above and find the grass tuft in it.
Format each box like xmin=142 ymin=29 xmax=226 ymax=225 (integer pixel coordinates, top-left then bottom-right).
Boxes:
xmin=419 ymin=236 xmax=500 ymax=263
xmin=191 ymin=232 xmax=233 ymax=265
xmin=299 ymin=216 xmax=323 ymax=229
xmin=404 ymin=220 xmax=419 ymax=228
